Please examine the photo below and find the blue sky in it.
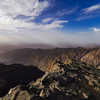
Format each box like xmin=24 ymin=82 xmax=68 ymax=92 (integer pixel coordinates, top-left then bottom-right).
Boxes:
xmin=0 ymin=0 xmax=100 ymax=48
xmin=37 ymin=0 xmax=100 ymax=32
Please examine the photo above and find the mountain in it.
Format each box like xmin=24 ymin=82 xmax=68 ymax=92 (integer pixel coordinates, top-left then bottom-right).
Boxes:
xmin=0 ymin=64 xmax=44 ymax=97
xmin=0 ymin=48 xmax=100 ymax=100
xmin=0 ymin=48 xmax=89 ymax=72
xmin=81 ymin=48 xmax=100 ymax=68
xmin=1 ymin=60 xmax=100 ymax=100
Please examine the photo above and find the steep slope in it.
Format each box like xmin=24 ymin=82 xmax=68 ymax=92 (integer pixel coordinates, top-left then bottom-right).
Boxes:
xmin=0 ymin=48 xmax=89 ymax=71
xmin=1 ymin=60 xmax=100 ymax=100
xmin=0 ymin=64 xmax=44 ymax=97
xmin=81 ymin=48 xmax=100 ymax=68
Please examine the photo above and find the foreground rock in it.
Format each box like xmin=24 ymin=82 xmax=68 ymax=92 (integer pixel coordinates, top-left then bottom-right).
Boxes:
xmin=1 ymin=60 xmax=100 ymax=100
xmin=0 ymin=64 xmax=44 ymax=97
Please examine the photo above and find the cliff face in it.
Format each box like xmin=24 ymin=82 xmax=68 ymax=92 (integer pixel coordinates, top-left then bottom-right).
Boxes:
xmin=81 ymin=48 xmax=100 ymax=67
xmin=46 ymin=55 xmax=72 ymax=72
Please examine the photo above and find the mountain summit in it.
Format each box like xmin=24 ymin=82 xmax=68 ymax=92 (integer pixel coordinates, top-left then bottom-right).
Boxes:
xmin=1 ymin=59 xmax=100 ymax=100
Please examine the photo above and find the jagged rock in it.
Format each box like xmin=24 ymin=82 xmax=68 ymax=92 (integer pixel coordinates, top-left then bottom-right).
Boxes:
xmin=0 ymin=64 xmax=44 ymax=97
xmin=25 ymin=60 xmax=100 ymax=100
xmin=1 ymin=60 xmax=100 ymax=100
xmin=81 ymin=48 xmax=100 ymax=67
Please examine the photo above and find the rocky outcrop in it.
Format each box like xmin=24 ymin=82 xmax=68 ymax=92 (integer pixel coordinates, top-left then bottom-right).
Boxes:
xmin=46 ymin=55 xmax=72 ymax=72
xmin=1 ymin=60 xmax=100 ymax=100
xmin=0 ymin=64 xmax=44 ymax=97
xmin=81 ymin=48 xmax=100 ymax=67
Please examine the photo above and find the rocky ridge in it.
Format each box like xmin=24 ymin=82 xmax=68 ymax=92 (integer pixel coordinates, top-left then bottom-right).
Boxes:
xmin=1 ymin=59 xmax=100 ymax=100
xmin=0 ymin=48 xmax=89 ymax=72
xmin=81 ymin=48 xmax=100 ymax=68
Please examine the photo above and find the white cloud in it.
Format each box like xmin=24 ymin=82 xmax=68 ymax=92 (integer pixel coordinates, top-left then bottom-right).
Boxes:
xmin=0 ymin=0 xmax=69 ymax=47
xmin=76 ymin=4 xmax=100 ymax=21
xmin=41 ymin=20 xmax=68 ymax=30
xmin=0 ymin=0 xmax=49 ymax=18
xmin=56 ymin=8 xmax=77 ymax=17
xmin=76 ymin=14 xmax=97 ymax=21
xmin=91 ymin=27 xmax=100 ymax=32
xmin=42 ymin=18 xmax=53 ymax=23
xmin=0 ymin=0 xmax=68 ymax=31
xmin=83 ymin=4 xmax=100 ymax=13
xmin=0 ymin=0 xmax=49 ymax=31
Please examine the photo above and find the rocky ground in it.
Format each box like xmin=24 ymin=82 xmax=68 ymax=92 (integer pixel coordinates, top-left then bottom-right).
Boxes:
xmin=0 ymin=59 xmax=100 ymax=100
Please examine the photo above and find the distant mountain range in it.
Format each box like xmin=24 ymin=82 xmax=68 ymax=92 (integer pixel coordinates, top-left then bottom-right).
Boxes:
xmin=0 ymin=47 xmax=89 ymax=71
xmin=0 ymin=47 xmax=100 ymax=71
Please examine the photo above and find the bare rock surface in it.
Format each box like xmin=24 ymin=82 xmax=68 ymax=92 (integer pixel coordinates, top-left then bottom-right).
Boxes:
xmin=1 ymin=59 xmax=100 ymax=100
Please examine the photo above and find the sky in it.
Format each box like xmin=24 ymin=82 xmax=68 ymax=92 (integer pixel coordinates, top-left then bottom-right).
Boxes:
xmin=0 ymin=0 xmax=100 ymax=48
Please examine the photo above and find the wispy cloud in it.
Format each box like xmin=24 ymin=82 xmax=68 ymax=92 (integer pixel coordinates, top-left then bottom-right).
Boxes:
xmin=42 ymin=18 xmax=53 ymax=23
xmin=76 ymin=3 xmax=100 ymax=21
xmin=76 ymin=14 xmax=98 ymax=21
xmin=56 ymin=8 xmax=77 ymax=17
xmin=83 ymin=4 xmax=100 ymax=13
xmin=41 ymin=20 xmax=68 ymax=29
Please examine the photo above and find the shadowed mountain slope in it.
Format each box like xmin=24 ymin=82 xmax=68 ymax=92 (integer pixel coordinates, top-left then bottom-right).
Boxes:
xmin=0 ymin=64 xmax=44 ymax=97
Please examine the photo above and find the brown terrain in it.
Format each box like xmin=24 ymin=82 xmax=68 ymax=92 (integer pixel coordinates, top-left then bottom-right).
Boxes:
xmin=0 ymin=47 xmax=90 ymax=72
xmin=81 ymin=48 xmax=100 ymax=68
xmin=0 ymin=47 xmax=99 ymax=100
